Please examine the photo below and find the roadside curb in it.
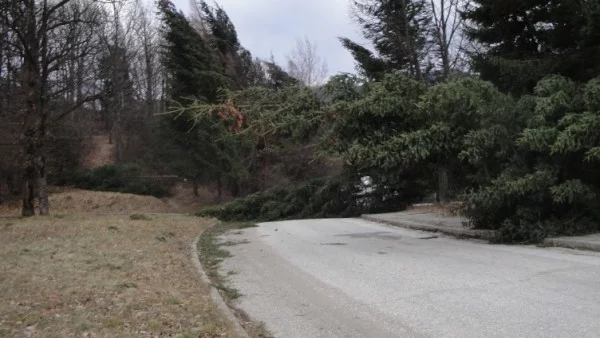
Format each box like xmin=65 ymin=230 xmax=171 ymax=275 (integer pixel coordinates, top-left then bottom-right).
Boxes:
xmin=191 ymin=232 xmax=249 ymax=338
xmin=543 ymin=237 xmax=600 ymax=252
xmin=360 ymin=215 xmax=498 ymax=241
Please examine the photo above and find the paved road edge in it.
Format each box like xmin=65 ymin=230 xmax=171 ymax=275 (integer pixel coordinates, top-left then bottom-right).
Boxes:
xmin=191 ymin=232 xmax=249 ymax=338
xmin=362 ymin=214 xmax=600 ymax=253
xmin=361 ymin=214 xmax=498 ymax=241
xmin=543 ymin=237 xmax=600 ymax=252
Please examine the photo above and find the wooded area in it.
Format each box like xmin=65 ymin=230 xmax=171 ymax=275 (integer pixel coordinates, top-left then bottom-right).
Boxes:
xmin=1 ymin=0 xmax=599 ymax=242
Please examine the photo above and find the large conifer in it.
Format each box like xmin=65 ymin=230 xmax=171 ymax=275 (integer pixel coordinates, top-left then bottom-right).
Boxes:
xmin=464 ymin=0 xmax=600 ymax=94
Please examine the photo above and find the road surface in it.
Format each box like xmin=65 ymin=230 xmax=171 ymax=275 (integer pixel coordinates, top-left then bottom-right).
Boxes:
xmin=218 ymin=218 xmax=600 ymax=338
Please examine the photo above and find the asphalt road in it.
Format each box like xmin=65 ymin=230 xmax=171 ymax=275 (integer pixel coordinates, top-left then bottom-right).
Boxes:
xmin=218 ymin=218 xmax=600 ymax=338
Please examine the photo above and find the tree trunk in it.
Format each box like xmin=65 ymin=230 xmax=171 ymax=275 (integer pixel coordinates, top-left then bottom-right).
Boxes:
xmin=193 ymin=179 xmax=199 ymax=197
xmin=20 ymin=0 xmax=42 ymax=217
xmin=8 ymin=173 xmax=18 ymax=195
xmin=437 ymin=166 xmax=449 ymax=204
xmin=402 ymin=0 xmax=423 ymax=81
xmin=216 ymin=178 xmax=223 ymax=203
xmin=22 ymin=157 xmax=35 ymax=217
xmin=114 ymin=110 xmax=122 ymax=162
xmin=231 ymin=181 xmax=240 ymax=198
xmin=37 ymin=154 xmax=49 ymax=215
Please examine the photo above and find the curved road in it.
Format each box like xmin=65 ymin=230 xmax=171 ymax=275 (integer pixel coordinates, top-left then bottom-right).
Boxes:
xmin=219 ymin=218 xmax=600 ymax=338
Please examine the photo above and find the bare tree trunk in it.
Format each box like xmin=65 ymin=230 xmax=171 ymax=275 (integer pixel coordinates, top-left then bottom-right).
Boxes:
xmin=0 ymin=175 xmax=3 ymax=205
xmin=21 ymin=127 xmax=36 ymax=217
xmin=4 ymin=0 xmax=102 ymax=216
xmin=113 ymin=109 xmax=123 ymax=161
xmin=193 ymin=179 xmax=199 ymax=197
xmin=7 ymin=174 xmax=17 ymax=195
xmin=430 ymin=0 xmax=468 ymax=78
xmin=22 ymin=171 xmax=35 ymax=217
xmin=216 ymin=178 xmax=223 ymax=203
xmin=437 ymin=166 xmax=449 ymax=204
xmin=36 ymin=148 xmax=49 ymax=215
xmin=402 ymin=0 xmax=423 ymax=81
xmin=21 ymin=0 xmax=40 ymax=217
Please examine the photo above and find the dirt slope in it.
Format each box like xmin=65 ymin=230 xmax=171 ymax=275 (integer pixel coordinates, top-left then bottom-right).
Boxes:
xmin=0 ymin=189 xmax=172 ymax=216
xmin=83 ymin=135 xmax=116 ymax=169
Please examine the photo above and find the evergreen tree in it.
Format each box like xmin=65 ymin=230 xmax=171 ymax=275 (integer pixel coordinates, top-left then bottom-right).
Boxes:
xmin=157 ymin=0 xmax=244 ymax=198
xmin=463 ymin=75 xmax=600 ymax=242
xmin=339 ymin=38 xmax=388 ymax=80
xmin=263 ymin=57 xmax=299 ymax=90
xmin=158 ymin=0 xmax=230 ymax=101
xmin=464 ymin=0 xmax=600 ymax=95
xmin=194 ymin=0 xmax=264 ymax=88
xmin=341 ymin=0 xmax=432 ymax=80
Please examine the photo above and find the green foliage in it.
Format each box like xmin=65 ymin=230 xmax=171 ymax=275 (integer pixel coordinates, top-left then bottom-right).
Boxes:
xmin=157 ymin=0 xmax=254 ymax=195
xmin=64 ymin=165 xmax=170 ymax=198
xmin=158 ymin=0 xmax=231 ymax=102
xmin=130 ymin=214 xmax=152 ymax=221
xmin=343 ymin=0 xmax=432 ymax=79
xmin=464 ymin=0 xmax=600 ymax=94
xmin=463 ymin=76 xmax=600 ymax=242
xmin=197 ymin=177 xmax=364 ymax=222
xmin=327 ymin=73 xmax=512 ymax=202
xmin=339 ymin=38 xmax=388 ymax=80
xmin=156 ymin=110 xmax=251 ymax=192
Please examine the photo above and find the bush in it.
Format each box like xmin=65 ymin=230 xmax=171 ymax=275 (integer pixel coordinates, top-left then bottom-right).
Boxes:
xmin=61 ymin=164 xmax=171 ymax=198
xmin=197 ymin=177 xmax=364 ymax=222
xmin=130 ymin=213 xmax=152 ymax=220
xmin=462 ymin=76 xmax=600 ymax=243
xmin=197 ymin=175 xmax=421 ymax=222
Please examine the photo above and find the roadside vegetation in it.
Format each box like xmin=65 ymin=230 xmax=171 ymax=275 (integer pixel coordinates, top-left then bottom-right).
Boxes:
xmin=0 ymin=214 xmax=238 ymax=337
xmin=2 ymin=0 xmax=600 ymax=244
xmin=0 ymin=0 xmax=598 ymax=336
xmin=56 ymin=165 xmax=172 ymax=198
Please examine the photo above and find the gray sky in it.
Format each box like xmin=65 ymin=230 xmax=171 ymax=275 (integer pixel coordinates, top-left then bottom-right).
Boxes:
xmin=171 ymin=0 xmax=365 ymax=77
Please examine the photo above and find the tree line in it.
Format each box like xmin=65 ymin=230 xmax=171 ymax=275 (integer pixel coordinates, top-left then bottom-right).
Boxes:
xmin=1 ymin=0 xmax=600 ymax=242
xmin=0 ymin=0 xmax=321 ymax=214
xmin=195 ymin=0 xmax=600 ymax=242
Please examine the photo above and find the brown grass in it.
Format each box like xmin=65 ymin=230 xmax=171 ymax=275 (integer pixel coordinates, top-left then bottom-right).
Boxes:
xmin=0 ymin=189 xmax=173 ymax=217
xmin=0 ymin=214 xmax=239 ymax=337
xmin=162 ymin=183 xmax=221 ymax=214
xmin=406 ymin=202 xmax=463 ymax=216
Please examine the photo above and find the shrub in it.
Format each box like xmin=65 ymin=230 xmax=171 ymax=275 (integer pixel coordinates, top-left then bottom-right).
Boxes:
xmin=130 ymin=213 xmax=152 ymax=220
xmin=61 ymin=164 xmax=171 ymax=198
xmin=197 ymin=175 xmax=419 ymax=222
xmin=463 ymin=76 xmax=600 ymax=242
xmin=197 ymin=178 xmax=360 ymax=222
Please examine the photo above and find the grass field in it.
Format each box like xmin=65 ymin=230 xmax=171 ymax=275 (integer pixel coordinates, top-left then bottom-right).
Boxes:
xmin=0 ymin=213 xmax=238 ymax=337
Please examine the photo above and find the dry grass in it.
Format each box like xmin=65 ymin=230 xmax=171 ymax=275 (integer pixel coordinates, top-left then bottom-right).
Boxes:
xmin=406 ymin=202 xmax=463 ymax=216
xmin=162 ymin=183 xmax=223 ymax=214
xmin=0 ymin=214 xmax=239 ymax=338
xmin=0 ymin=189 xmax=172 ymax=216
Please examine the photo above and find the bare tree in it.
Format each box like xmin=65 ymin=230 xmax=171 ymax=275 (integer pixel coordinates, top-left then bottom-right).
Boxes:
xmin=1 ymin=0 xmax=103 ymax=216
xmin=429 ymin=0 xmax=470 ymax=78
xmin=286 ymin=36 xmax=329 ymax=86
xmin=132 ymin=2 xmax=162 ymax=118
xmin=348 ymin=0 xmax=470 ymax=81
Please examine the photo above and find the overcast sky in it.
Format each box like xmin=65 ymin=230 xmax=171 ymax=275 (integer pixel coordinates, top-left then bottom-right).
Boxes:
xmin=171 ymin=0 xmax=365 ymax=77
